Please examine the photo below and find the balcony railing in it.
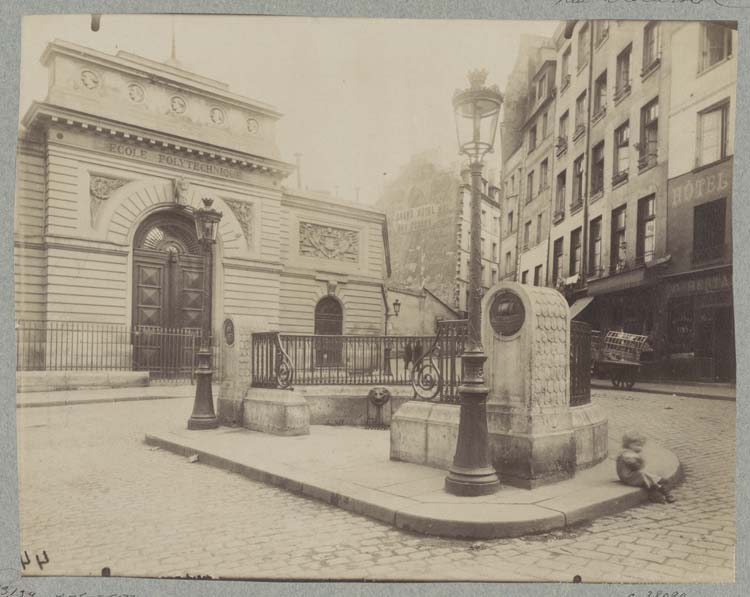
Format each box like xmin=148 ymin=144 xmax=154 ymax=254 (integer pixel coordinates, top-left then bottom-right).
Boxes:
xmin=641 ymin=56 xmax=661 ymax=79
xmin=592 ymin=106 xmax=606 ymax=124
xmin=609 ymin=259 xmax=630 ymax=275
xmin=573 ymin=124 xmax=586 ymax=142
xmin=614 ymin=82 xmax=631 ymax=103
xmin=570 ymin=199 xmax=583 ymax=214
xmin=560 ymin=74 xmax=571 ymax=94
xmin=555 ymin=136 xmax=568 ymax=156
xmin=638 ymin=151 xmax=658 ymax=172
xmin=612 ymin=170 xmax=629 ymax=186
xmin=635 ymin=251 xmax=655 ymax=267
xmin=553 ymin=207 xmax=565 ymax=223
xmin=587 ymin=265 xmax=605 ymax=279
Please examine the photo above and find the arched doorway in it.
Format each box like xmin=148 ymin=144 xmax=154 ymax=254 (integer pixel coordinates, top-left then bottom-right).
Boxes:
xmin=132 ymin=210 xmax=207 ymax=378
xmin=314 ymin=297 xmax=343 ymax=366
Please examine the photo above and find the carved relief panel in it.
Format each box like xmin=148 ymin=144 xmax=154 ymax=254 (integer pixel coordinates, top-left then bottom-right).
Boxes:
xmin=89 ymin=175 xmax=130 ymax=226
xmin=299 ymin=222 xmax=359 ymax=263
xmin=224 ymin=198 xmax=255 ymax=251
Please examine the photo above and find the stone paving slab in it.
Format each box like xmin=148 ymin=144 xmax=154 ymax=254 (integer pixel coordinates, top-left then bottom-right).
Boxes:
xmin=145 ymin=424 xmax=681 ymax=539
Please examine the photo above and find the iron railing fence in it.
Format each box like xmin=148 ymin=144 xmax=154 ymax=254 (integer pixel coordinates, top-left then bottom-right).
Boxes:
xmin=16 ymin=320 xmax=133 ymax=372
xmin=132 ymin=325 xmax=200 ymax=383
xmin=252 ymin=321 xmax=591 ymax=407
xmin=570 ymin=321 xmax=592 ymax=407
xmin=15 ymin=320 xmax=219 ymax=383
xmin=251 ymin=331 xmax=465 ymax=402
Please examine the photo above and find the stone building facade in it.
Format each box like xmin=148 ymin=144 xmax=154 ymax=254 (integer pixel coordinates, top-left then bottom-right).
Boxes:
xmin=14 ymin=41 xmax=389 ymax=375
xmin=379 ymin=153 xmax=501 ymax=321
xmin=497 ymin=20 xmax=737 ymax=381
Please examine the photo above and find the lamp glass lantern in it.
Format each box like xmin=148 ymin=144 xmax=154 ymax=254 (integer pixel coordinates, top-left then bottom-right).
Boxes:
xmin=194 ymin=197 xmax=222 ymax=243
xmin=453 ymin=69 xmax=503 ymax=164
xmin=393 ymin=299 xmax=401 ymax=316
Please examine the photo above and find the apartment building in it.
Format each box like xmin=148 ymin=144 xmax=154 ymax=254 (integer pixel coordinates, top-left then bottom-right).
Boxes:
xmin=379 ymin=153 xmax=501 ymax=318
xmin=498 ymin=20 xmax=737 ymax=381
xmin=455 ymin=166 xmax=503 ymax=313
xmin=517 ymin=53 xmax=557 ymax=287
xmin=659 ymin=21 xmax=737 ymax=381
xmin=500 ymin=147 xmax=522 ymax=281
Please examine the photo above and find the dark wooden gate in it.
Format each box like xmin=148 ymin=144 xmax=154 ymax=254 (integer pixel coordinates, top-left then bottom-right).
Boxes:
xmin=132 ymin=212 xmax=207 ymax=380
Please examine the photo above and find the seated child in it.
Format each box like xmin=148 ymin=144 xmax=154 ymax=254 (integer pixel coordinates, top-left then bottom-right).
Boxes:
xmin=616 ymin=431 xmax=675 ymax=503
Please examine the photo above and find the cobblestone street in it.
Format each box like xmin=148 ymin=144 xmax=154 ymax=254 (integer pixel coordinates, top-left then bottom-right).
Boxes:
xmin=16 ymin=390 xmax=735 ymax=583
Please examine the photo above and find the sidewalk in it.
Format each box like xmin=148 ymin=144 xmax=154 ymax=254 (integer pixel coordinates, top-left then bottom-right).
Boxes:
xmin=15 ymin=383 xmax=218 ymax=408
xmin=146 ymin=423 xmax=681 ymax=540
xmin=591 ymin=379 xmax=735 ymax=400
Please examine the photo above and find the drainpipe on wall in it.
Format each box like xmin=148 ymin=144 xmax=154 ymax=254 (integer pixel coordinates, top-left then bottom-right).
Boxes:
xmin=581 ymin=19 xmax=595 ymax=292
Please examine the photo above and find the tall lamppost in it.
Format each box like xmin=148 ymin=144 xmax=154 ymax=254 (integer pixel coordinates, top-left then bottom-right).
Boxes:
xmin=188 ymin=197 xmax=223 ymax=430
xmin=383 ymin=298 xmax=401 ymax=377
xmin=445 ymin=69 xmax=503 ymax=496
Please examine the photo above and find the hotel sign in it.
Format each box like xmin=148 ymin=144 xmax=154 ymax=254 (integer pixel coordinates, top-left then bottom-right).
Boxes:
xmin=668 ymin=158 xmax=733 ymax=209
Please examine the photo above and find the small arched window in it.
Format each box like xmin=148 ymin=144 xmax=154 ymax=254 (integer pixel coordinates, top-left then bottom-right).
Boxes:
xmin=314 ymin=297 xmax=343 ymax=335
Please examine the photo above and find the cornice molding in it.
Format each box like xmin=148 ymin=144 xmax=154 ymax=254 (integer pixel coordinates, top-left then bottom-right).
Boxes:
xmin=281 ymin=192 xmax=386 ymax=224
xmin=23 ymin=102 xmax=295 ymax=179
xmin=41 ymin=40 xmax=283 ymax=120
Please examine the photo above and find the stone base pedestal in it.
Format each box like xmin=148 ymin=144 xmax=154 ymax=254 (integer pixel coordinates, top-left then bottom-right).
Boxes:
xmin=571 ymin=402 xmax=609 ymax=469
xmin=242 ymin=388 xmax=310 ymax=436
xmin=488 ymin=430 xmax=576 ymax=489
xmin=390 ymin=401 xmax=459 ymax=470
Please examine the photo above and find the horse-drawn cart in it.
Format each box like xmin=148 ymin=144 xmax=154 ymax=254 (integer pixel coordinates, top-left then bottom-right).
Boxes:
xmin=591 ymin=331 xmax=651 ymax=390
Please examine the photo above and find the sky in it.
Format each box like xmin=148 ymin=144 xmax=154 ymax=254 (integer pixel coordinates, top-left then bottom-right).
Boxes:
xmin=19 ymin=14 xmax=558 ymax=205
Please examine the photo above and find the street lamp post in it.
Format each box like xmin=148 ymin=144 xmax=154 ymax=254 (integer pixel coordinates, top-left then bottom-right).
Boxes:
xmin=383 ymin=298 xmax=401 ymax=376
xmin=445 ymin=69 xmax=503 ymax=496
xmin=188 ymin=197 xmax=223 ymax=430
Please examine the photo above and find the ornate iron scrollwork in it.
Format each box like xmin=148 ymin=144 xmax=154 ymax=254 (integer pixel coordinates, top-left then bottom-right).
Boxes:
xmin=411 ymin=336 xmax=443 ymax=401
xmin=274 ymin=333 xmax=295 ymax=389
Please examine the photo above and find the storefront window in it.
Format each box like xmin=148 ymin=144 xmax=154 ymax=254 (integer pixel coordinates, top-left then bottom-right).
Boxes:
xmin=668 ymin=297 xmax=694 ymax=355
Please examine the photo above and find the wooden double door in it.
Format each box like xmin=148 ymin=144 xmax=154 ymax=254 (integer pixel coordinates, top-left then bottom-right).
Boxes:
xmin=132 ymin=213 xmax=208 ymax=379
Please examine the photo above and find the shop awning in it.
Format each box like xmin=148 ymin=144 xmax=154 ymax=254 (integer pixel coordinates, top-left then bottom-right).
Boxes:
xmin=570 ymin=296 xmax=594 ymax=320
xmin=588 ymin=268 xmax=647 ymax=296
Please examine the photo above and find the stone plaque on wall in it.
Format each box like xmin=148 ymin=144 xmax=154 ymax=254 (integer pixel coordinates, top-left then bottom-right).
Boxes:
xmin=299 ymin=222 xmax=359 ymax=263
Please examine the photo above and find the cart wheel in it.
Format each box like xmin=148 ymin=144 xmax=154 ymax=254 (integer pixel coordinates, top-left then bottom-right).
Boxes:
xmin=610 ymin=370 xmax=620 ymax=388
xmin=624 ymin=369 xmax=636 ymax=390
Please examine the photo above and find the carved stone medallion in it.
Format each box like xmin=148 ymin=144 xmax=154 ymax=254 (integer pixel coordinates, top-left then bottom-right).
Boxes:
xmin=128 ymin=83 xmax=145 ymax=103
xmin=170 ymin=96 xmax=187 ymax=114
xmin=246 ymin=118 xmax=259 ymax=135
xmin=210 ymin=107 xmax=225 ymax=125
xmin=223 ymin=198 xmax=254 ymax=249
xmin=299 ymin=223 xmax=359 ymax=262
xmin=81 ymin=70 xmax=100 ymax=89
